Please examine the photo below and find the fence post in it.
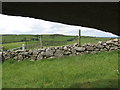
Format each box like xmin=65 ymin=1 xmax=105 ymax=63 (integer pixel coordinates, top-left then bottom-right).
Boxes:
xmin=24 ymin=37 xmax=27 ymax=49
xmin=22 ymin=44 xmax=25 ymax=51
xmin=78 ymin=29 xmax=81 ymax=46
xmin=39 ymin=35 xmax=43 ymax=48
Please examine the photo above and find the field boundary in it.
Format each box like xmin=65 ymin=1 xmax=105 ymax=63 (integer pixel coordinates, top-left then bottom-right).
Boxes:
xmin=1 ymin=38 xmax=120 ymax=61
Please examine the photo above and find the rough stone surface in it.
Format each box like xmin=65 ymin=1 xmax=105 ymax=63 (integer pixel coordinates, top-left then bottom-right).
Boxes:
xmin=45 ymin=48 xmax=54 ymax=57
xmin=54 ymin=50 xmax=63 ymax=57
xmin=86 ymin=46 xmax=94 ymax=51
xmin=2 ymin=38 xmax=120 ymax=61
xmin=37 ymin=54 xmax=43 ymax=60
xmin=74 ymin=47 xmax=86 ymax=52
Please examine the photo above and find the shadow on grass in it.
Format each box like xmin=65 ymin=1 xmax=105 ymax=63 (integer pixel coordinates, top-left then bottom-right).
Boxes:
xmin=69 ymin=78 xmax=119 ymax=88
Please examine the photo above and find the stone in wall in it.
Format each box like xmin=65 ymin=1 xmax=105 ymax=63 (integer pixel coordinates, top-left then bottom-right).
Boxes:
xmin=37 ymin=53 xmax=43 ymax=60
xmin=45 ymin=48 xmax=55 ymax=57
xmin=54 ymin=50 xmax=64 ymax=57
xmin=86 ymin=46 xmax=94 ymax=51
xmin=74 ymin=47 xmax=86 ymax=52
xmin=1 ymin=38 xmax=120 ymax=61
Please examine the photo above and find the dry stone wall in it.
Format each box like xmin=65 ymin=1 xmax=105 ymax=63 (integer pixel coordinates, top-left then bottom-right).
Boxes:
xmin=1 ymin=38 xmax=120 ymax=62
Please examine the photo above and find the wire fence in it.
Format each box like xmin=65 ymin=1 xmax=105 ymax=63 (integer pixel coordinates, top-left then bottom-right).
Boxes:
xmin=2 ymin=35 xmax=78 ymax=50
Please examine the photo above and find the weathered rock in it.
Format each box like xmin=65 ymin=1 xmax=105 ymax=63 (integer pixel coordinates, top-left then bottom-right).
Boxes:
xmin=37 ymin=54 xmax=43 ymax=60
xmin=98 ymin=41 xmax=102 ymax=44
xmin=105 ymin=45 xmax=110 ymax=49
xmin=2 ymin=38 xmax=120 ymax=61
xmin=71 ymin=49 xmax=77 ymax=54
xmin=106 ymin=40 xmax=113 ymax=44
xmin=48 ymin=56 xmax=55 ymax=59
xmin=14 ymin=56 xmax=18 ymax=60
xmin=110 ymin=46 xmax=118 ymax=50
xmin=94 ymin=48 xmax=100 ymax=51
xmin=97 ymin=44 xmax=104 ymax=49
xmin=102 ymin=43 xmax=107 ymax=46
xmin=41 ymin=51 xmax=46 ymax=56
xmin=45 ymin=48 xmax=54 ymax=57
xmin=54 ymin=50 xmax=63 ymax=57
xmin=112 ymin=38 xmax=118 ymax=42
xmin=86 ymin=46 xmax=94 ymax=51
xmin=63 ymin=46 xmax=68 ymax=50
xmin=64 ymin=51 xmax=71 ymax=55
xmin=90 ymin=51 xmax=97 ymax=54
xmin=74 ymin=47 xmax=85 ymax=51
xmin=28 ymin=50 xmax=33 ymax=55
xmin=33 ymin=50 xmax=39 ymax=55
xmin=31 ymin=56 xmax=37 ymax=60
xmin=17 ymin=55 xmax=24 ymax=60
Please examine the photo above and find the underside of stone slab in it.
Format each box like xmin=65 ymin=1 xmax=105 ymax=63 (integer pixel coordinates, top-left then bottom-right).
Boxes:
xmin=2 ymin=2 xmax=119 ymax=36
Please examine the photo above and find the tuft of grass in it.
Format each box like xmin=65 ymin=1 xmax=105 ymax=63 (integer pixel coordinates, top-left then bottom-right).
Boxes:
xmin=2 ymin=50 xmax=119 ymax=88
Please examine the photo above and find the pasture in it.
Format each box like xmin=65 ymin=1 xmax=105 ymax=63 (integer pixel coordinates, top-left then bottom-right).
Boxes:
xmin=2 ymin=50 xmax=119 ymax=88
xmin=1 ymin=34 xmax=119 ymax=88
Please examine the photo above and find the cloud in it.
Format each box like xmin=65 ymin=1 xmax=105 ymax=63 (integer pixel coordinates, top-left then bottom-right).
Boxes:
xmin=0 ymin=14 xmax=118 ymax=37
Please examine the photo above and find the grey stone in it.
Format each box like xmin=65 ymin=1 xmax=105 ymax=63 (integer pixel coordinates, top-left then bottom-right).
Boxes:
xmin=106 ymin=40 xmax=113 ymax=44
xmin=102 ymin=43 xmax=107 ymax=46
xmin=14 ymin=56 xmax=18 ymax=60
xmin=54 ymin=50 xmax=63 ymax=57
xmin=110 ymin=46 xmax=118 ymax=50
xmin=94 ymin=48 xmax=100 ymax=51
xmin=41 ymin=51 xmax=46 ymax=56
xmin=45 ymin=48 xmax=54 ymax=56
xmin=28 ymin=50 xmax=33 ymax=55
xmin=18 ymin=55 xmax=24 ymax=60
xmin=112 ymin=38 xmax=118 ymax=42
xmin=71 ymin=49 xmax=77 ymax=54
xmin=105 ymin=45 xmax=110 ymax=49
xmin=97 ymin=44 xmax=104 ymax=49
xmin=31 ymin=56 xmax=37 ymax=60
xmin=74 ymin=47 xmax=85 ymax=51
xmin=86 ymin=46 xmax=94 ymax=51
xmin=37 ymin=54 xmax=43 ymax=60
xmin=98 ymin=41 xmax=102 ymax=44
xmin=48 ymin=56 xmax=55 ymax=59
xmin=64 ymin=51 xmax=71 ymax=55
xmin=33 ymin=50 xmax=39 ymax=55
xmin=63 ymin=46 xmax=68 ymax=50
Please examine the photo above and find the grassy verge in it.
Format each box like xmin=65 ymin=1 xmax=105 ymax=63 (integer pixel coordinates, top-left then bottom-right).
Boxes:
xmin=2 ymin=50 xmax=119 ymax=88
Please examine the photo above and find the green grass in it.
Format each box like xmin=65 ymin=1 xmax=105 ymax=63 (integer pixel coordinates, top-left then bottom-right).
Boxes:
xmin=2 ymin=42 xmax=25 ymax=50
xmin=2 ymin=34 xmax=114 ymax=50
xmin=2 ymin=50 xmax=119 ymax=88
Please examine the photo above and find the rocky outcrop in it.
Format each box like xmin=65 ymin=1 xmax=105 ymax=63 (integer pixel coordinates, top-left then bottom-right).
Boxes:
xmin=1 ymin=38 xmax=120 ymax=62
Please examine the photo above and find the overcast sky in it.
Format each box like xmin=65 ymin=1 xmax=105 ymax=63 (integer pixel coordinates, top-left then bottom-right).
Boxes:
xmin=0 ymin=14 xmax=118 ymax=37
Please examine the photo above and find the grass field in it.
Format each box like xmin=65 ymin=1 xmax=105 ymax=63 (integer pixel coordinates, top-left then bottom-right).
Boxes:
xmin=2 ymin=50 xmax=119 ymax=88
xmin=2 ymin=34 xmax=113 ymax=50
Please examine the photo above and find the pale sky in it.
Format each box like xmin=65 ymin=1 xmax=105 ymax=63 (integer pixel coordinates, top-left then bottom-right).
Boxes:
xmin=0 ymin=14 xmax=118 ymax=37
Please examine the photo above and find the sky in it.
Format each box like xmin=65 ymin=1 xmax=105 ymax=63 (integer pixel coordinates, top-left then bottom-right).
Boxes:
xmin=0 ymin=14 xmax=118 ymax=37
